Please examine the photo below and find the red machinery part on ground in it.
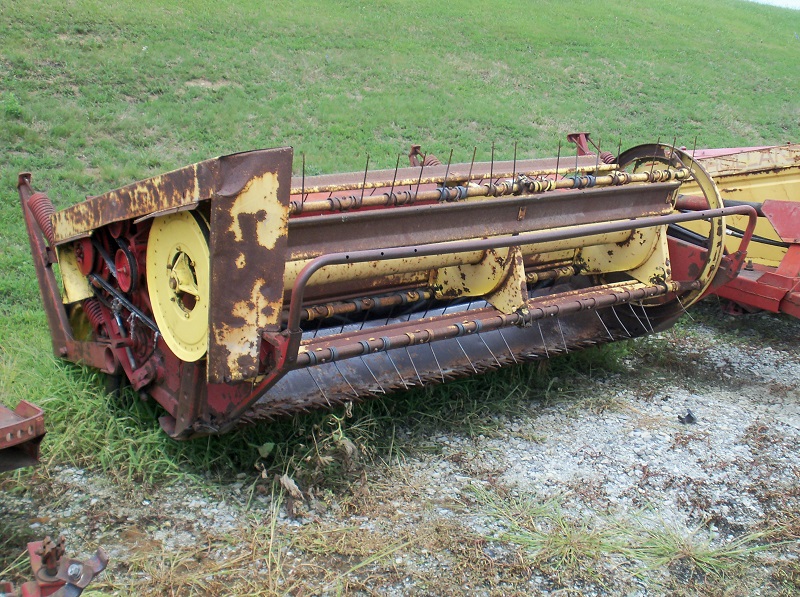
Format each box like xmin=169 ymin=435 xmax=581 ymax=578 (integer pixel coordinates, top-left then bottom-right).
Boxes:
xmin=0 ymin=401 xmax=45 ymax=473
xmin=0 ymin=537 xmax=107 ymax=597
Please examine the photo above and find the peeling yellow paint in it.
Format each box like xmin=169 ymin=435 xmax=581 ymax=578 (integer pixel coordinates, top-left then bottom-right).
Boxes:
xmin=228 ymin=172 xmax=286 ymax=250
xmin=55 ymin=244 xmax=93 ymax=303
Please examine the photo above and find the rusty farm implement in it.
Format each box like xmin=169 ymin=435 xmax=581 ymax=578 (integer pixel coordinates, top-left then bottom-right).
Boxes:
xmin=15 ymin=142 xmax=759 ymax=440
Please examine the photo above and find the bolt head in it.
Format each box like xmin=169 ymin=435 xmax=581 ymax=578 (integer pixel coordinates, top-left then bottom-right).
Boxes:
xmin=67 ymin=563 xmax=83 ymax=581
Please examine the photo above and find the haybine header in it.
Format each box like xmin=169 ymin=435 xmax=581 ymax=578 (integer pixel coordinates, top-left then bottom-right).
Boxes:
xmin=17 ymin=142 xmax=759 ymax=439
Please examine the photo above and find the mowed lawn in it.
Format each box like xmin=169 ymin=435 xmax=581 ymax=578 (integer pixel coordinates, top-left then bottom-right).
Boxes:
xmin=1 ymin=0 xmax=799 ymax=488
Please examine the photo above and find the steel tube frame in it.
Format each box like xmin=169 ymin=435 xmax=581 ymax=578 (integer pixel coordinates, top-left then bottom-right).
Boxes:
xmin=286 ymin=204 xmax=758 ymax=345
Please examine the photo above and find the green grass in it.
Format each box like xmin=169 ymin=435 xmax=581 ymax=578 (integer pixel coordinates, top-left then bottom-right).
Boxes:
xmin=471 ymin=486 xmax=779 ymax=590
xmin=1 ymin=0 xmax=799 ymax=484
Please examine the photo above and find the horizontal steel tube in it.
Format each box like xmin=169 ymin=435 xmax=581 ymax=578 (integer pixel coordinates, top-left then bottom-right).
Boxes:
xmin=281 ymin=231 xmax=631 ymax=290
xmin=291 ymin=167 xmax=690 ymax=215
xmin=290 ymin=161 xmax=617 ymax=196
xmin=292 ymin=280 xmax=697 ymax=368
xmin=286 ymin=205 xmax=757 ymax=336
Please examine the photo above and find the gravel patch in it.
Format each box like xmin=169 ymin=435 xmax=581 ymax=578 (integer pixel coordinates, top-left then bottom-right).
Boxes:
xmin=2 ymin=305 xmax=799 ymax=595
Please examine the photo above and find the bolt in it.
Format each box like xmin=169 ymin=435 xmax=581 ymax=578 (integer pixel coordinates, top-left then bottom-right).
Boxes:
xmin=169 ymin=278 xmax=177 ymax=290
xmin=67 ymin=563 xmax=83 ymax=581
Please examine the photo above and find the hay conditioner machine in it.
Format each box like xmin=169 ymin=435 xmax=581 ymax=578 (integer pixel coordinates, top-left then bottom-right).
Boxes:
xmin=18 ymin=142 xmax=757 ymax=439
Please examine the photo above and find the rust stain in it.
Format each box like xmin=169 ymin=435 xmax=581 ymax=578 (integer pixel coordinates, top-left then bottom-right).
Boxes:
xmin=207 ymin=147 xmax=293 ymax=384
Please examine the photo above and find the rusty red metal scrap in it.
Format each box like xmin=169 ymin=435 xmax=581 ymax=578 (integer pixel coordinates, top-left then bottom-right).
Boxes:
xmin=0 ymin=536 xmax=107 ymax=597
xmin=0 ymin=401 xmax=45 ymax=472
xmin=18 ymin=141 xmax=759 ymax=438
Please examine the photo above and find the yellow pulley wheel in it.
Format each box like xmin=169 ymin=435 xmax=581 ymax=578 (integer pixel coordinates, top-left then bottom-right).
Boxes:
xmin=146 ymin=211 xmax=210 ymax=362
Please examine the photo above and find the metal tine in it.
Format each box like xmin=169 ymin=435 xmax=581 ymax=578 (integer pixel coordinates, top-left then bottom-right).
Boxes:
xmin=358 ymin=306 xmax=369 ymax=331
xmin=636 ymin=304 xmax=656 ymax=334
xmin=455 ymin=337 xmax=478 ymax=374
xmin=496 ymin=327 xmax=519 ymax=364
xmin=555 ymin=140 xmax=561 ymax=180
xmin=389 ymin=153 xmax=401 ymax=205
xmin=405 ymin=347 xmax=424 ymax=386
xmin=594 ymin=309 xmax=616 ymax=341
xmin=429 ymin=343 xmax=446 ymax=383
xmin=415 ymin=153 xmax=426 ymax=199
xmin=312 ymin=316 xmax=323 ymax=339
xmin=306 ymin=367 xmax=331 ymax=407
xmin=490 ymin=142 xmax=495 ymax=182
xmin=556 ymin=316 xmax=570 ymax=354
xmin=359 ymin=154 xmax=370 ymax=207
xmin=594 ymin=138 xmax=601 ymax=172
xmin=650 ymin=136 xmax=661 ymax=177
xmin=333 ymin=360 xmax=360 ymax=398
xmin=674 ymin=293 xmax=696 ymax=321
xmin=477 ymin=331 xmax=502 ymax=368
xmin=301 ymin=152 xmax=306 ymax=209
xmin=627 ymin=303 xmax=654 ymax=335
xmin=610 ymin=305 xmax=632 ymax=338
xmin=465 ymin=299 xmax=501 ymax=367
xmin=385 ymin=350 xmax=410 ymax=389
xmin=466 ymin=146 xmax=477 ymax=187
xmin=442 ymin=149 xmax=454 ymax=194
xmin=512 ymin=140 xmax=518 ymax=184
xmin=536 ymin=320 xmax=550 ymax=358
xmin=574 ymin=139 xmax=579 ymax=175
xmin=689 ymin=135 xmax=699 ymax=180
xmin=359 ymin=355 xmax=387 ymax=394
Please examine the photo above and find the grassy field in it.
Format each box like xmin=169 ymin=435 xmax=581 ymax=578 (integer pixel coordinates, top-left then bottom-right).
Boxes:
xmin=1 ymin=0 xmax=799 ymax=593
xmin=1 ymin=0 xmax=798 ymax=501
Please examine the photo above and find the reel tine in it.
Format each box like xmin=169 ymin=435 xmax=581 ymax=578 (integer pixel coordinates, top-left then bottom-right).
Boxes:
xmin=429 ymin=343 xmax=446 ymax=383
xmin=385 ymin=350 xmax=410 ymax=389
xmin=359 ymin=355 xmax=387 ymax=394
xmin=307 ymin=368 xmax=331 ymax=407
xmin=610 ymin=305 xmax=632 ymax=338
xmin=595 ymin=309 xmax=616 ymax=341
xmin=496 ymin=327 xmax=519 ymax=364
xmin=456 ymin=337 xmax=478 ymax=373
xmin=333 ymin=360 xmax=360 ymax=398
xmin=556 ymin=316 xmax=569 ymax=354
xmin=477 ymin=331 xmax=502 ymax=368
xmin=675 ymin=293 xmax=696 ymax=321
xmin=636 ymin=304 xmax=656 ymax=334
xmin=537 ymin=320 xmax=550 ymax=358
xmin=627 ymin=303 xmax=653 ymax=334
xmin=405 ymin=347 xmax=424 ymax=386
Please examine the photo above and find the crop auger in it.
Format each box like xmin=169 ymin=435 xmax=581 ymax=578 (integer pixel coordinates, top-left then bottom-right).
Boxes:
xmin=17 ymin=141 xmax=758 ymax=439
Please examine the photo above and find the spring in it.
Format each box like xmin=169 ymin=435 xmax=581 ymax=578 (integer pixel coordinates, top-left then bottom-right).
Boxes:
xmin=83 ymin=299 xmax=106 ymax=333
xmin=599 ymin=151 xmax=616 ymax=164
xmin=28 ymin=193 xmax=56 ymax=246
xmin=423 ymin=153 xmax=442 ymax=167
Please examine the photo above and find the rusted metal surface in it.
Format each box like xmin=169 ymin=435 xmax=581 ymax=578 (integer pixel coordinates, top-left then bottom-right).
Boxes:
xmin=290 ymin=156 xmax=612 ymax=196
xmin=286 ymin=183 xmax=678 ymax=261
xmin=1 ymin=536 xmax=108 ymax=597
xmin=0 ymin=401 xmax=46 ymax=472
xmin=18 ymin=175 xmax=71 ymax=359
xmin=290 ymin=163 xmax=689 ymax=215
xmin=51 ymin=149 xmax=291 ymax=244
xmin=207 ymin=147 xmax=292 ymax=383
xmin=679 ymin=144 xmax=800 ymax=317
xmin=20 ymin=141 xmax=748 ymax=438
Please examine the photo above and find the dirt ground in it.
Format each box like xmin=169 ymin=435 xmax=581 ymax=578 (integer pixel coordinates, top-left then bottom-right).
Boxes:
xmin=1 ymin=300 xmax=799 ymax=596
